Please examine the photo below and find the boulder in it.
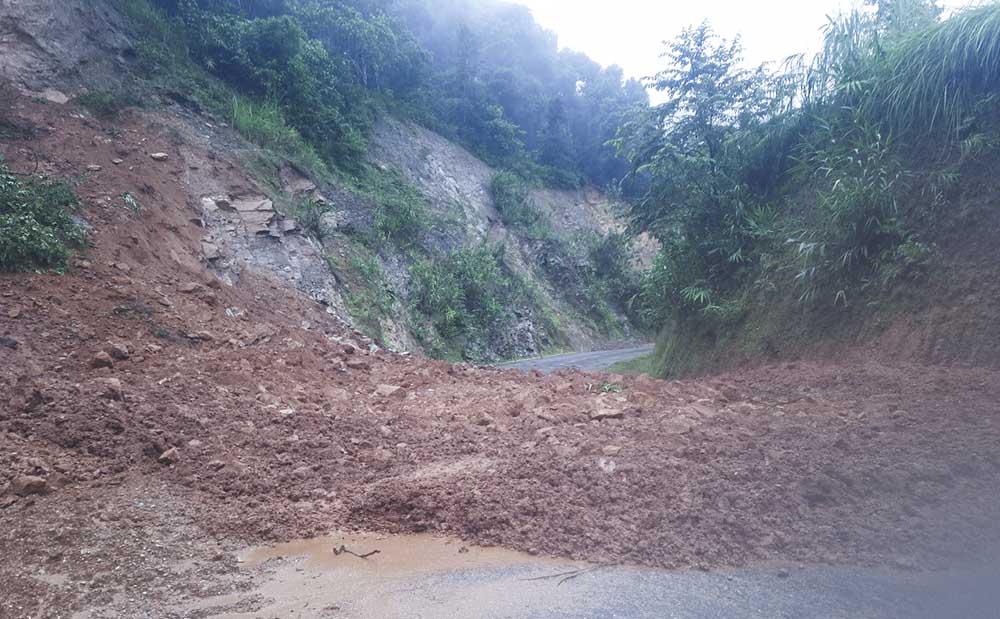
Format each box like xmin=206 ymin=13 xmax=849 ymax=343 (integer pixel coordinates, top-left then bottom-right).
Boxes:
xmin=90 ymin=351 xmax=113 ymax=369
xmin=158 ymin=447 xmax=180 ymax=465
xmin=346 ymin=358 xmax=370 ymax=371
xmin=150 ymin=152 xmax=169 ymax=161
xmin=12 ymin=475 xmax=47 ymax=496
xmin=104 ymin=341 xmax=130 ymax=361
xmin=202 ymin=241 xmax=221 ymax=261
xmin=96 ymin=377 xmax=124 ymax=401
xmin=374 ymin=384 xmax=403 ymax=398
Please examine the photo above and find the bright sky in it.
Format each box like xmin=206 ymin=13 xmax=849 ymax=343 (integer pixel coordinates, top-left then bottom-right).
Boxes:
xmin=516 ymin=0 xmax=986 ymax=86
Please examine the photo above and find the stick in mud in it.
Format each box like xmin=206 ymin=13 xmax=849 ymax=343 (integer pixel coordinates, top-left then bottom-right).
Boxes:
xmin=332 ymin=545 xmax=381 ymax=559
xmin=522 ymin=565 xmax=606 ymax=586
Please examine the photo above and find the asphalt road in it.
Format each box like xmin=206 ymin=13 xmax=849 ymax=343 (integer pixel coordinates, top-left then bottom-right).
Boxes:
xmin=497 ymin=344 xmax=655 ymax=373
xmin=208 ymin=533 xmax=1000 ymax=619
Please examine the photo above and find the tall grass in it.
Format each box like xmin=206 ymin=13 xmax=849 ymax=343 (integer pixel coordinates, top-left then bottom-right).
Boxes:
xmin=871 ymin=3 xmax=1000 ymax=141
xmin=229 ymin=97 xmax=329 ymax=177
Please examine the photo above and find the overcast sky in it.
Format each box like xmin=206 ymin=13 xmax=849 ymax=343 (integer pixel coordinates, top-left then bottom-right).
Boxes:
xmin=515 ymin=0 xmax=986 ymax=86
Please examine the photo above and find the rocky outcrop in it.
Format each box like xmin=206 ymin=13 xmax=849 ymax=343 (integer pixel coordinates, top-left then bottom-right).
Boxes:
xmin=0 ymin=0 xmax=131 ymax=92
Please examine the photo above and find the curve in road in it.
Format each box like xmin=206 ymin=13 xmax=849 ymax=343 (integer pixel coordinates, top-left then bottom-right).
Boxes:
xmin=497 ymin=344 xmax=655 ymax=373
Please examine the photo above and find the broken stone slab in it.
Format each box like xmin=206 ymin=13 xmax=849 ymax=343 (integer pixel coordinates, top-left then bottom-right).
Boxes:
xmin=240 ymin=210 xmax=275 ymax=235
xmin=232 ymin=197 xmax=274 ymax=213
xmin=374 ymin=384 xmax=403 ymax=398
xmin=280 ymin=165 xmax=318 ymax=195
xmin=202 ymin=241 xmax=221 ymax=261
xmin=39 ymin=89 xmax=69 ymax=104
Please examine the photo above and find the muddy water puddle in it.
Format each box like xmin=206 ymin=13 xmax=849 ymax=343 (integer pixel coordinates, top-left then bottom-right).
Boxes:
xmin=185 ymin=532 xmax=589 ymax=618
xmin=242 ymin=531 xmax=580 ymax=575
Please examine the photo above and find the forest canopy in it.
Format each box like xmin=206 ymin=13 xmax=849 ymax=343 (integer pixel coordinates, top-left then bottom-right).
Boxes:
xmin=137 ymin=0 xmax=649 ymax=188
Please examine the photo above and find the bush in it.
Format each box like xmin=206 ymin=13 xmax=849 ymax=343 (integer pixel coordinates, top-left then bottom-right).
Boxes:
xmin=490 ymin=171 xmax=539 ymax=227
xmin=359 ymin=168 xmax=427 ymax=246
xmin=229 ymin=97 xmax=328 ymax=176
xmin=410 ymin=245 xmax=515 ymax=342
xmin=792 ymin=119 xmax=909 ymax=304
xmin=0 ymin=161 xmax=85 ymax=272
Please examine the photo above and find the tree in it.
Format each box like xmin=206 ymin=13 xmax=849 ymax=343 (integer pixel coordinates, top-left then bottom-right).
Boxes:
xmin=615 ymin=23 xmax=785 ymax=314
xmin=867 ymin=0 xmax=943 ymax=39
xmin=623 ymin=23 xmax=773 ymax=239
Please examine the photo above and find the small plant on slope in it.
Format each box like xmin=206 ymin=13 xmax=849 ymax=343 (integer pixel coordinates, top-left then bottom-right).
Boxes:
xmin=0 ymin=160 xmax=85 ymax=272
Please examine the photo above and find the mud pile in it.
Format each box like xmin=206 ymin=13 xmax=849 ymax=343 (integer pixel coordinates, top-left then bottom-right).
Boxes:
xmin=3 ymin=87 xmax=1000 ymax=618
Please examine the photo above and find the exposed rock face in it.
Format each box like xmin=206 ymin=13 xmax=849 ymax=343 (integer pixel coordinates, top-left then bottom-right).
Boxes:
xmin=0 ymin=0 xmax=131 ymax=91
xmin=0 ymin=1 xmax=637 ymax=362
xmin=368 ymin=116 xmax=638 ymax=360
xmin=231 ymin=196 xmax=276 ymax=235
xmin=369 ymin=116 xmax=495 ymax=249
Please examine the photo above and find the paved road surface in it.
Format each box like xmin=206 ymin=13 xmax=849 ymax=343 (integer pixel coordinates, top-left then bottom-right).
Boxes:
xmin=198 ymin=533 xmax=1000 ymax=619
xmin=497 ymin=344 xmax=655 ymax=373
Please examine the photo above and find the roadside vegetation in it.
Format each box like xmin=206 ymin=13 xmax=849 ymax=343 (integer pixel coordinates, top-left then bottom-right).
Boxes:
xmin=614 ymin=1 xmax=1000 ymax=374
xmin=410 ymin=245 xmax=516 ymax=355
xmin=0 ymin=160 xmax=85 ymax=272
xmin=105 ymin=0 xmax=652 ymax=360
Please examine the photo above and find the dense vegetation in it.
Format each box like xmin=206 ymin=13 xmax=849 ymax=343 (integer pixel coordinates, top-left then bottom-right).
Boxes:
xmin=410 ymin=245 xmax=518 ymax=351
xmin=127 ymin=0 xmax=647 ymax=189
xmin=108 ymin=0 xmax=651 ymax=358
xmin=617 ymin=1 xmax=1000 ymax=357
xmin=0 ymin=160 xmax=85 ymax=272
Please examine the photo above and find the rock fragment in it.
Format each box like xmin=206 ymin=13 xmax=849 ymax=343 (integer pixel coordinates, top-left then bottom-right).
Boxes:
xmin=590 ymin=408 xmax=624 ymax=421
xmin=158 ymin=447 xmax=180 ymax=465
xmin=374 ymin=384 xmax=402 ymax=398
xmin=96 ymin=378 xmax=125 ymax=401
xmin=346 ymin=358 xmax=370 ymax=371
xmin=12 ymin=475 xmax=47 ymax=496
xmin=150 ymin=152 xmax=169 ymax=161
xmin=104 ymin=341 xmax=130 ymax=361
xmin=90 ymin=351 xmax=114 ymax=369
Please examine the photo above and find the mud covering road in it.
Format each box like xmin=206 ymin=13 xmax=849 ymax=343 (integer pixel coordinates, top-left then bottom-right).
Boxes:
xmin=3 ymin=87 xmax=1000 ymax=618
xmin=194 ymin=533 xmax=1000 ymax=618
xmin=497 ymin=344 xmax=655 ymax=373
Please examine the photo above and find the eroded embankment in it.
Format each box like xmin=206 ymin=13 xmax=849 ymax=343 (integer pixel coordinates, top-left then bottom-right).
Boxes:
xmin=3 ymin=84 xmax=1000 ymax=619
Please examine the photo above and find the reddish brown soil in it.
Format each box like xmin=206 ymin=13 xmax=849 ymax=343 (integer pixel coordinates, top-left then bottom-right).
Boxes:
xmin=3 ymin=92 xmax=1000 ymax=618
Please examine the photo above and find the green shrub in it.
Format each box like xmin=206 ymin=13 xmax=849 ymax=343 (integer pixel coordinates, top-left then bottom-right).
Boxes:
xmin=295 ymin=198 xmax=333 ymax=240
xmin=792 ymin=119 xmax=909 ymax=304
xmin=490 ymin=171 xmax=539 ymax=227
xmin=0 ymin=161 xmax=85 ymax=272
xmin=229 ymin=97 xmax=328 ymax=176
xmin=357 ymin=168 xmax=426 ymax=246
xmin=410 ymin=245 xmax=514 ymax=342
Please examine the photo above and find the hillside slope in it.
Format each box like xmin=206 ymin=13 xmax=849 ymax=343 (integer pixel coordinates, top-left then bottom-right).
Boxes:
xmin=643 ymin=154 xmax=1000 ymax=378
xmin=0 ymin=0 xmax=645 ymax=363
xmin=1 ymin=89 xmax=1000 ymax=616
xmin=2 ymin=4 xmax=1000 ymax=617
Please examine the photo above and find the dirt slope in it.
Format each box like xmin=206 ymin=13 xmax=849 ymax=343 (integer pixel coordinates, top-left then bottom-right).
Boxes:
xmin=2 ymin=92 xmax=1000 ymax=617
